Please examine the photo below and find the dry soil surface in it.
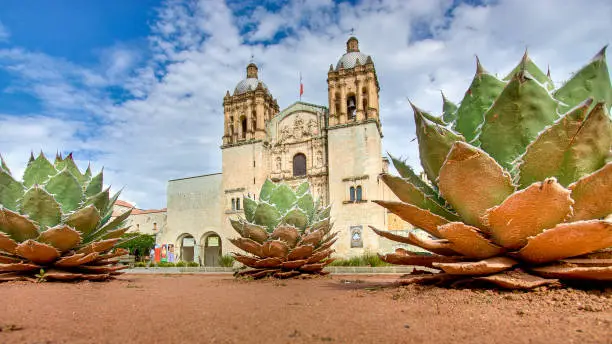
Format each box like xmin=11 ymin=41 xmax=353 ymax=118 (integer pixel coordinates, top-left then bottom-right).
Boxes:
xmin=1 ymin=273 xmax=611 ymax=344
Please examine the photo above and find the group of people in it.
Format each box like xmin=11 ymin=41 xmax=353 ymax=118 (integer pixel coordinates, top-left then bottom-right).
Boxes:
xmin=148 ymin=244 xmax=176 ymax=265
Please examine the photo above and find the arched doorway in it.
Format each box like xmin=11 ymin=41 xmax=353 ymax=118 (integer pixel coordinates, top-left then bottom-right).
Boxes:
xmin=201 ymin=232 xmax=222 ymax=267
xmin=178 ymin=234 xmax=196 ymax=262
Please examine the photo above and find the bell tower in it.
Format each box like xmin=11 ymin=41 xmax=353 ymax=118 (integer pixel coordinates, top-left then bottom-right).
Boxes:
xmin=222 ymin=62 xmax=279 ymax=146
xmin=327 ymin=36 xmax=380 ymax=127
xmin=325 ymin=36 xmax=386 ymax=257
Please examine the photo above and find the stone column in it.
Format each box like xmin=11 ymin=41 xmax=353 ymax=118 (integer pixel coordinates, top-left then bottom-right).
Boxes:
xmin=356 ymin=78 xmax=364 ymax=121
xmin=340 ymin=83 xmax=347 ymax=124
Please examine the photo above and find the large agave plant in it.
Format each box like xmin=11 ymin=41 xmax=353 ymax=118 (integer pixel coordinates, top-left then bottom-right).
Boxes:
xmin=371 ymin=46 xmax=612 ymax=289
xmin=0 ymin=152 xmax=132 ymax=282
xmin=229 ymin=179 xmax=337 ymax=279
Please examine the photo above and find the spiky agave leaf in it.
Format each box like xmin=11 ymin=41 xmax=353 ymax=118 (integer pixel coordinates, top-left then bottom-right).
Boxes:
xmin=0 ymin=152 xmax=130 ymax=282
xmin=230 ymin=179 xmax=335 ymax=279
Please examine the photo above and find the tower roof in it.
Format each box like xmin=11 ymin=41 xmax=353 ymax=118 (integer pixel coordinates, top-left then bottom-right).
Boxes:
xmin=233 ymin=62 xmax=271 ymax=96
xmin=335 ymin=36 xmax=372 ymax=70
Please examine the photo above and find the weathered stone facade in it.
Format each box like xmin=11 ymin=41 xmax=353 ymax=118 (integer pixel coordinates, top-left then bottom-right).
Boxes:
xmin=123 ymin=37 xmax=415 ymax=265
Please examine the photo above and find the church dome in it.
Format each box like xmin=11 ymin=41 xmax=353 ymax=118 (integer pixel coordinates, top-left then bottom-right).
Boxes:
xmin=336 ymin=51 xmax=370 ymax=70
xmin=234 ymin=78 xmax=270 ymax=95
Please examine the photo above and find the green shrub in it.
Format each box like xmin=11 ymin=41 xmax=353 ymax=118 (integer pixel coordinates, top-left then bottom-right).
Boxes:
xmin=175 ymin=261 xmax=187 ymax=267
xmin=187 ymin=261 xmax=200 ymax=267
xmin=134 ymin=262 xmax=147 ymax=268
xmin=219 ymin=254 xmax=235 ymax=267
xmin=328 ymin=252 xmax=392 ymax=267
xmin=155 ymin=261 xmax=175 ymax=267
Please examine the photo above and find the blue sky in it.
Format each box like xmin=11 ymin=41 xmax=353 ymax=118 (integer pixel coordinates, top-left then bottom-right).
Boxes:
xmin=0 ymin=0 xmax=610 ymax=209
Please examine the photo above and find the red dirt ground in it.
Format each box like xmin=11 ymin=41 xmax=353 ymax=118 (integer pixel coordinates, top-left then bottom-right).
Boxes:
xmin=1 ymin=273 xmax=611 ymax=344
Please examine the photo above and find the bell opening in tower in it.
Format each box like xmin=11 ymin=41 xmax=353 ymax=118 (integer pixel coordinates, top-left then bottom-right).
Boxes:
xmin=347 ymin=95 xmax=357 ymax=121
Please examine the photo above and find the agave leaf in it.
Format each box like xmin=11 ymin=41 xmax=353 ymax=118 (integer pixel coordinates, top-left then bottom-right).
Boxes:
xmin=270 ymin=225 xmax=300 ymax=248
xmin=56 ymin=153 xmax=85 ymax=184
xmin=531 ymin=264 xmax=612 ymax=281
xmin=388 ymin=153 xmax=443 ymax=201
xmin=44 ymin=169 xmax=83 ymax=213
xmin=65 ymin=205 xmax=101 ymax=237
xmin=421 ymin=110 xmax=446 ymax=126
xmin=316 ymin=204 xmax=331 ymax=221
xmin=253 ymin=202 xmax=282 ymax=232
xmin=281 ymin=208 xmax=308 ymax=229
xmin=412 ymin=103 xmax=465 ymax=186
xmin=503 ymin=51 xmax=554 ymax=90
xmin=15 ymin=239 xmax=60 ymax=264
xmin=83 ymin=163 xmax=92 ymax=180
xmin=380 ymin=174 xmax=459 ymax=221
xmin=86 ymin=208 xmax=131 ymax=242
xmin=37 ymin=224 xmax=82 ymax=252
xmin=296 ymin=193 xmax=314 ymax=220
xmin=452 ymin=57 xmax=506 ymax=142
xmin=372 ymin=200 xmax=448 ymax=238
xmin=241 ymin=223 xmax=269 ymax=244
xmin=22 ymin=152 xmax=56 ymax=188
xmin=295 ymin=181 xmax=310 ymax=196
xmin=432 ymin=257 xmax=518 ymax=276
xmin=475 ymin=270 xmax=560 ymax=290
xmin=554 ymin=46 xmax=612 ymax=113
xmin=269 ymin=184 xmax=297 ymax=215
xmin=259 ymin=179 xmax=276 ymax=202
xmin=0 ymin=154 xmax=11 ymax=175
xmin=0 ymin=232 xmax=18 ymax=253
xmin=19 ymin=185 xmax=61 ymax=229
xmin=102 ymin=189 xmax=122 ymax=219
xmin=0 ymin=169 xmax=25 ymax=211
xmin=568 ymin=163 xmax=612 ymax=221
xmin=262 ymin=240 xmax=289 ymax=258
xmin=437 ymin=222 xmax=505 ymax=259
xmin=84 ymin=187 xmax=110 ymax=213
xmin=438 ymin=142 xmax=515 ymax=229
xmin=441 ymin=91 xmax=458 ymax=124
xmin=481 ymin=178 xmax=573 ymax=249
xmin=101 ymin=226 xmax=130 ymax=240
xmin=77 ymin=238 xmax=120 ymax=254
xmin=479 ymin=71 xmax=560 ymax=170
xmin=243 ymin=196 xmax=258 ymax=222
xmin=518 ymin=220 xmax=612 ymax=264
xmin=517 ymin=100 xmax=612 ymax=187
xmin=85 ymin=170 xmax=103 ymax=198
xmin=0 ymin=208 xmax=39 ymax=242
xmin=229 ymin=217 xmax=244 ymax=235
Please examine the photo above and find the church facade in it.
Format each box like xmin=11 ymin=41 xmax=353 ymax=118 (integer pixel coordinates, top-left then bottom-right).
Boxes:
xmin=127 ymin=37 xmax=414 ymax=266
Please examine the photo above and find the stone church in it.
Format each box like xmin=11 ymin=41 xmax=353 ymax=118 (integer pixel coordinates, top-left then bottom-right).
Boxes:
xmin=120 ymin=37 xmax=414 ymax=266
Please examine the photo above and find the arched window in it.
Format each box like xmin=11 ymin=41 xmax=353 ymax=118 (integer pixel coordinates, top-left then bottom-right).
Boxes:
xmin=236 ymin=198 xmax=241 ymax=210
xmin=293 ymin=153 xmax=307 ymax=176
xmin=356 ymin=186 xmax=363 ymax=201
xmin=241 ymin=116 xmax=247 ymax=139
xmin=350 ymin=186 xmax=356 ymax=201
xmin=231 ymin=198 xmax=236 ymax=210
xmin=347 ymin=95 xmax=357 ymax=120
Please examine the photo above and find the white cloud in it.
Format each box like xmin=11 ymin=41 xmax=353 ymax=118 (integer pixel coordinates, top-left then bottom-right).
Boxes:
xmin=0 ymin=0 xmax=610 ymax=209
xmin=0 ymin=21 xmax=9 ymax=42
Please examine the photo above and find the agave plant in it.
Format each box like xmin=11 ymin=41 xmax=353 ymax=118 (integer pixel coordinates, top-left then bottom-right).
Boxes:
xmin=371 ymin=46 xmax=612 ymax=289
xmin=229 ymin=179 xmax=337 ymax=279
xmin=0 ymin=152 xmax=132 ymax=282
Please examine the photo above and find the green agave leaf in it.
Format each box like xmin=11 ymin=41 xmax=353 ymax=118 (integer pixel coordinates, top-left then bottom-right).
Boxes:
xmin=441 ymin=91 xmax=458 ymax=124
xmin=316 ymin=204 xmax=331 ymax=221
xmin=479 ymin=71 xmax=560 ymax=170
xmin=503 ymin=51 xmax=554 ymax=90
xmin=44 ymin=169 xmax=83 ymax=213
xmin=19 ymin=185 xmax=62 ymax=229
xmin=229 ymin=217 xmax=244 ymax=235
xmin=0 ymin=207 xmax=39 ymax=242
xmin=103 ymin=189 xmax=122 ymax=219
xmin=269 ymin=183 xmax=297 ymax=215
xmin=22 ymin=152 xmax=57 ymax=188
xmin=259 ymin=179 xmax=276 ymax=202
xmin=83 ymin=163 xmax=92 ymax=180
xmin=380 ymin=174 xmax=459 ymax=221
xmin=55 ymin=153 xmax=85 ymax=184
xmin=253 ymin=202 xmax=281 ymax=232
xmin=84 ymin=187 xmax=110 ymax=213
xmin=388 ymin=153 xmax=442 ymax=204
xmin=0 ymin=169 xmax=25 ymax=211
xmin=554 ymin=46 xmax=612 ymax=113
xmin=295 ymin=181 xmax=310 ymax=196
xmin=452 ymin=57 xmax=506 ymax=142
xmin=86 ymin=207 xmax=131 ymax=242
xmin=517 ymin=100 xmax=612 ymax=187
xmin=85 ymin=170 xmax=103 ymax=198
xmin=243 ymin=196 xmax=258 ymax=222
xmin=296 ymin=193 xmax=315 ymax=221
xmin=98 ymin=211 xmax=113 ymax=228
xmin=0 ymin=154 xmax=11 ymax=176
xmin=281 ymin=208 xmax=308 ymax=229
xmin=421 ymin=110 xmax=446 ymax=126
xmin=65 ymin=205 xmax=101 ymax=237
xmin=412 ymin=103 xmax=465 ymax=186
